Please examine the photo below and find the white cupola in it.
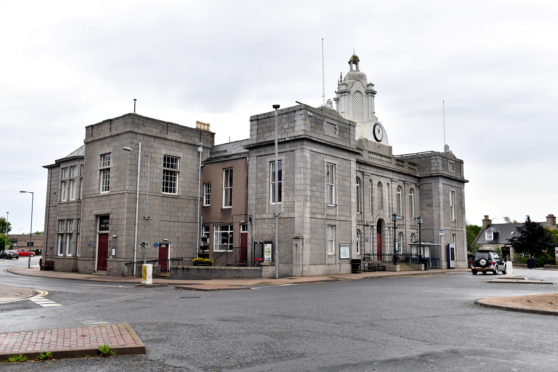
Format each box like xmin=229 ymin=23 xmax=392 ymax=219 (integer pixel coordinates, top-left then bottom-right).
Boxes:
xmin=334 ymin=55 xmax=388 ymax=145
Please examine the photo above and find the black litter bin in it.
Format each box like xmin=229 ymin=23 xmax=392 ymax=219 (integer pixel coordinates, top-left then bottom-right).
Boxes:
xmin=527 ymin=257 xmax=536 ymax=269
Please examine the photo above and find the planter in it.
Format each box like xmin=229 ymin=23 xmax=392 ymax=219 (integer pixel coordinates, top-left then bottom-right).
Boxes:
xmin=193 ymin=263 xmax=213 ymax=266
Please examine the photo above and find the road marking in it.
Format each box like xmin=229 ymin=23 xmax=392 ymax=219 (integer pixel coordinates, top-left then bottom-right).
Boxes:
xmin=29 ymin=290 xmax=62 ymax=307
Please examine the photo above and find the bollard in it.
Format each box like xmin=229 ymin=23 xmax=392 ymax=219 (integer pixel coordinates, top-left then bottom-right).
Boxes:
xmin=141 ymin=264 xmax=153 ymax=285
xmin=505 ymin=261 xmax=513 ymax=277
xmin=28 ymin=255 xmax=31 ymax=269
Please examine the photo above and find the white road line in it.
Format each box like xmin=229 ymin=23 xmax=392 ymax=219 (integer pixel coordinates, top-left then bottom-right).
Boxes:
xmin=29 ymin=290 xmax=62 ymax=307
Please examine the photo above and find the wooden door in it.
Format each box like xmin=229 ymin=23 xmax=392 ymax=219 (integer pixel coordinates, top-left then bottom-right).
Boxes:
xmin=240 ymin=233 xmax=248 ymax=264
xmin=97 ymin=233 xmax=108 ymax=271
xmin=159 ymin=243 xmax=169 ymax=272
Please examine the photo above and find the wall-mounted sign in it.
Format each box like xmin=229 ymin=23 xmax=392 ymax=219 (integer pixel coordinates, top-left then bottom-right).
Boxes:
xmin=87 ymin=241 xmax=94 ymax=247
xmin=339 ymin=243 xmax=350 ymax=259
xmin=439 ymin=229 xmax=444 ymax=238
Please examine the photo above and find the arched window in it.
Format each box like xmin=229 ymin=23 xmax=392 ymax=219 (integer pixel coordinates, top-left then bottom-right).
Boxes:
xmin=410 ymin=233 xmax=416 ymax=243
xmin=356 ymin=177 xmax=362 ymax=213
xmin=369 ymin=179 xmax=373 ymax=215
xmin=409 ymin=188 xmax=415 ymax=218
xmin=377 ymin=182 xmax=384 ymax=211
xmin=410 ymin=233 xmax=417 ymax=256
xmin=356 ymin=229 xmax=361 ymax=254
xmin=397 ymin=232 xmax=404 ymax=253
xmin=396 ymin=186 xmax=402 ymax=216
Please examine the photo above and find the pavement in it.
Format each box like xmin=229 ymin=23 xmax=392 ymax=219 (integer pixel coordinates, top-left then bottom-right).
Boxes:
xmin=0 ymin=323 xmax=145 ymax=362
xmin=2 ymin=265 xmax=558 ymax=364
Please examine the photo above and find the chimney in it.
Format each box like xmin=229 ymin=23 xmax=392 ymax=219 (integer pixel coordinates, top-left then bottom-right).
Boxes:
xmin=196 ymin=121 xmax=210 ymax=131
xmin=546 ymin=214 xmax=556 ymax=229
xmin=482 ymin=215 xmax=492 ymax=230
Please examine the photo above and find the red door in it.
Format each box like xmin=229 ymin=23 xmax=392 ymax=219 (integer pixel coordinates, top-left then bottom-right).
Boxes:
xmin=240 ymin=233 xmax=248 ymax=264
xmin=376 ymin=232 xmax=383 ymax=259
xmin=97 ymin=233 xmax=108 ymax=271
xmin=159 ymin=243 xmax=169 ymax=272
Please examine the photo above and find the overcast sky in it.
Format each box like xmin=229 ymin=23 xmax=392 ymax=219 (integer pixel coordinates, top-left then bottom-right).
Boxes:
xmin=1 ymin=0 xmax=557 ymax=234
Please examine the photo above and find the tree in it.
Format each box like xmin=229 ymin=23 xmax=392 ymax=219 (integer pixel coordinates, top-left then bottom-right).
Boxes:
xmin=0 ymin=217 xmax=11 ymax=235
xmin=508 ymin=216 xmax=554 ymax=258
xmin=0 ymin=234 xmax=12 ymax=251
xmin=466 ymin=224 xmax=482 ymax=252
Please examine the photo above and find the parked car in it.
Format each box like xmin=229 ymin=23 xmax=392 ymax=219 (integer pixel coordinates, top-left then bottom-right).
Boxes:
xmin=471 ymin=250 xmax=506 ymax=275
xmin=16 ymin=248 xmax=35 ymax=257
xmin=0 ymin=250 xmax=19 ymax=259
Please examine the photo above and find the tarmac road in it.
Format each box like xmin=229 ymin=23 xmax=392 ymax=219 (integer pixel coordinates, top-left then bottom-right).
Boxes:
xmin=1 ymin=257 xmax=557 ymax=371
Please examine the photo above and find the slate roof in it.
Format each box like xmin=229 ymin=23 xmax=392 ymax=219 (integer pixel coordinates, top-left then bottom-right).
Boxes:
xmin=475 ymin=223 xmax=522 ymax=245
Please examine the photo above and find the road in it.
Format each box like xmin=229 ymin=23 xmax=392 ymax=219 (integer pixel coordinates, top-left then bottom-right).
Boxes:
xmin=1 ymin=257 xmax=557 ymax=371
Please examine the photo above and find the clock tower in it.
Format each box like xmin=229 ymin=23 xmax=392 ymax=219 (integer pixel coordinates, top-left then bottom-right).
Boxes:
xmin=334 ymin=55 xmax=388 ymax=145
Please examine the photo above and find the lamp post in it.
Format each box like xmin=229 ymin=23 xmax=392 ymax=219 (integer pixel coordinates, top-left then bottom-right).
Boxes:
xmin=20 ymin=191 xmax=34 ymax=269
xmin=19 ymin=191 xmax=34 ymax=244
xmin=273 ymin=104 xmax=280 ymax=279
xmin=391 ymin=213 xmax=398 ymax=265
xmin=416 ymin=216 xmax=423 ymax=265
xmin=123 ymin=143 xmax=151 ymax=275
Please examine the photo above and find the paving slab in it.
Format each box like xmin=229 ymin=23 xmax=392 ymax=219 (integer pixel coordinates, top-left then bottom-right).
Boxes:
xmin=0 ymin=286 xmax=37 ymax=304
xmin=7 ymin=266 xmax=467 ymax=288
xmin=476 ymin=293 xmax=558 ymax=316
xmin=175 ymin=284 xmax=251 ymax=291
xmin=0 ymin=323 xmax=145 ymax=362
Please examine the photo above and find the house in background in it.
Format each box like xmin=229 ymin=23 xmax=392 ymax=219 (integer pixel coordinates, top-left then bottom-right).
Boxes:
xmin=474 ymin=214 xmax=557 ymax=258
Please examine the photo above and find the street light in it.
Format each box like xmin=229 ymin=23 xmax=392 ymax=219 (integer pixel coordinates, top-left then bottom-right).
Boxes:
xmin=123 ymin=143 xmax=151 ymax=275
xmin=19 ymin=191 xmax=34 ymax=245
xmin=273 ymin=104 xmax=280 ymax=279
xmin=391 ymin=213 xmax=398 ymax=265
xmin=20 ymin=191 xmax=34 ymax=269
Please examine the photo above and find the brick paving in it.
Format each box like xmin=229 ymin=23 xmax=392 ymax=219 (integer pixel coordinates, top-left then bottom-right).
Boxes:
xmin=0 ymin=323 xmax=145 ymax=361
xmin=476 ymin=293 xmax=558 ymax=315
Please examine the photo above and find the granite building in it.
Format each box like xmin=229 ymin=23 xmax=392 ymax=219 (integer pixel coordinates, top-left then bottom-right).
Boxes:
xmin=43 ymin=55 xmax=468 ymax=276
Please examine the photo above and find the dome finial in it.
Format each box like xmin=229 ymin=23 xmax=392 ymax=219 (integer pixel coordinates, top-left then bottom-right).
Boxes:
xmin=348 ymin=52 xmax=360 ymax=71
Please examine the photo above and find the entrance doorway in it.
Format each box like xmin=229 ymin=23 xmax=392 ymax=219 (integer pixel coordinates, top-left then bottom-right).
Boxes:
xmin=376 ymin=219 xmax=384 ymax=260
xmin=240 ymin=224 xmax=248 ymax=264
xmin=159 ymin=242 xmax=169 ymax=272
xmin=96 ymin=215 xmax=110 ymax=271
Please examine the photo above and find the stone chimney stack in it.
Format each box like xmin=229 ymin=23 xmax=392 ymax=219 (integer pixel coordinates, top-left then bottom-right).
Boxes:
xmin=482 ymin=215 xmax=492 ymax=230
xmin=546 ymin=214 xmax=556 ymax=229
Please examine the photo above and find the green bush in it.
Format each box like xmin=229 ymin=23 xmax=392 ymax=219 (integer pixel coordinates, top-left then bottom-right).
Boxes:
xmin=8 ymin=354 xmax=28 ymax=363
xmin=37 ymin=351 xmax=53 ymax=360
xmin=192 ymin=257 xmax=213 ymax=265
xmin=97 ymin=345 xmax=116 ymax=357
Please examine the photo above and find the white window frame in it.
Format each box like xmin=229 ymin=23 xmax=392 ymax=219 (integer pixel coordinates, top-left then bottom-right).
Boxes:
xmin=326 ymin=224 xmax=336 ymax=255
xmin=203 ymin=183 xmax=211 ymax=206
xmin=408 ymin=188 xmax=415 ymax=219
xmin=270 ymin=160 xmax=283 ymax=204
xmin=325 ymin=163 xmax=336 ymax=205
xmin=396 ymin=232 xmax=404 ymax=254
xmin=222 ymin=168 xmax=233 ymax=208
xmin=99 ymin=153 xmax=111 ymax=193
xmin=485 ymin=231 xmax=493 ymax=241
xmin=162 ymin=155 xmax=180 ymax=194
xmin=214 ymin=225 xmax=233 ymax=252
xmin=396 ymin=186 xmax=403 ymax=216
xmin=449 ymin=190 xmax=456 ymax=221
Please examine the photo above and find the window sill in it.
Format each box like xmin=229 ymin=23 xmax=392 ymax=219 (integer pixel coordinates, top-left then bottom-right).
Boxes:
xmin=162 ymin=192 xmax=179 ymax=196
xmin=222 ymin=206 xmax=232 ymax=209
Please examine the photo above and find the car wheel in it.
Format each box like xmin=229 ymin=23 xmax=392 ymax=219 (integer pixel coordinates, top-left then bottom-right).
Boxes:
xmin=482 ymin=271 xmax=487 ymax=275
xmin=493 ymin=270 xmax=497 ymax=275
xmin=472 ymin=270 xmax=477 ymax=275
xmin=502 ymin=270 xmax=506 ymax=275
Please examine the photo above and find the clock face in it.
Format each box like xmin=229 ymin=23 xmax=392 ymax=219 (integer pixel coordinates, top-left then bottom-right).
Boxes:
xmin=373 ymin=123 xmax=383 ymax=142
